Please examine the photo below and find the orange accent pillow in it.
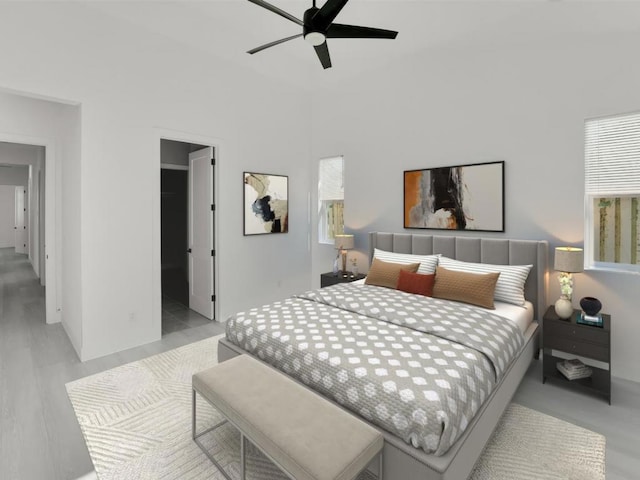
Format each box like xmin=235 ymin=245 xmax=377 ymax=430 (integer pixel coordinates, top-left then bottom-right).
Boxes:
xmin=432 ymin=266 xmax=500 ymax=309
xmin=396 ymin=270 xmax=435 ymax=297
xmin=365 ymin=258 xmax=420 ymax=289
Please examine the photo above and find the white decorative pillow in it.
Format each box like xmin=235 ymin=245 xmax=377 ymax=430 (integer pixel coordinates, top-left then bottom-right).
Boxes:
xmin=373 ymin=248 xmax=440 ymax=274
xmin=438 ymin=257 xmax=532 ymax=306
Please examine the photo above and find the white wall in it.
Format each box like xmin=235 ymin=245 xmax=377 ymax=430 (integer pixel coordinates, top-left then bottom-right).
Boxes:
xmin=0 ymin=3 xmax=311 ymax=360
xmin=0 ymin=185 xmax=16 ymax=248
xmin=311 ymin=9 xmax=640 ymax=383
xmin=58 ymin=102 xmax=83 ymax=353
xmin=39 ymin=148 xmax=46 ymax=285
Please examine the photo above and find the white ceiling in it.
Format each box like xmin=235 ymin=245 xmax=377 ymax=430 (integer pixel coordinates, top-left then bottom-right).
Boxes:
xmin=73 ymin=1 xmax=640 ymax=90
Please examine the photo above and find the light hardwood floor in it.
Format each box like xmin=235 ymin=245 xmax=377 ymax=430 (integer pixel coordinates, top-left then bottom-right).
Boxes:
xmin=0 ymin=248 xmax=225 ymax=480
xmin=1 ymin=248 xmax=638 ymax=479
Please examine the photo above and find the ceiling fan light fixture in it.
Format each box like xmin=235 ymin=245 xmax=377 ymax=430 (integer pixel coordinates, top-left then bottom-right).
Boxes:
xmin=304 ymin=31 xmax=326 ymax=46
xmin=247 ymin=0 xmax=398 ymax=69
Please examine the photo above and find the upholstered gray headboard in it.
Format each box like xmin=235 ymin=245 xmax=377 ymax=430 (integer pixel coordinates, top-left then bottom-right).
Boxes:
xmin=369 ymin=232 xmax=549 ymax=320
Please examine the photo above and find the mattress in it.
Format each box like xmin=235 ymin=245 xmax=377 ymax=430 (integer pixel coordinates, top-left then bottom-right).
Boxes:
xmin=493 ymin=301 xmax=534 ymax=334
xmin=225 ymin=283 xmax=525 ymax=456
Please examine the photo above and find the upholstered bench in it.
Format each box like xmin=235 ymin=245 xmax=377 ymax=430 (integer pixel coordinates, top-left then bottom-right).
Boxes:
xmin=192 ymin=354 xmax=384 ymax=480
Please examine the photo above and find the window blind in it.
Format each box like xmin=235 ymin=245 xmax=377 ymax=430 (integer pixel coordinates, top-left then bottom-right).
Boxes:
xmin=585 ymin=111 xmax=640 ymax=195
xmin=318 ymin=156 xmax=344 ymax=201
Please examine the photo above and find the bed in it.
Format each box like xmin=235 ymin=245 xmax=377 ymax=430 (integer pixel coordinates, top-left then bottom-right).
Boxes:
xmin=218 ymin=232 xmax=548 ymax=480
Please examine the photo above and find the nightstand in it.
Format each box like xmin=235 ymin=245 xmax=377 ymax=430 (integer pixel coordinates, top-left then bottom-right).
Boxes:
xmin=320 ymin=272 xmax=366 ymax=288
xmin=542 ymin=305 xmax=611 ymax=404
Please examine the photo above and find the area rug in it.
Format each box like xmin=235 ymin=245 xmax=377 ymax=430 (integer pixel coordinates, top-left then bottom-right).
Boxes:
xmin=67 ymin=335 xmax=606 ymax=480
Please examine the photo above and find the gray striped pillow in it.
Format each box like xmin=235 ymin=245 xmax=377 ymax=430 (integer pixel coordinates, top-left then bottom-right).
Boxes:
xmin=373 ymin=248 xmax=440 ymax=274
xmin=438 ymin=257 xmax=532 ymax=306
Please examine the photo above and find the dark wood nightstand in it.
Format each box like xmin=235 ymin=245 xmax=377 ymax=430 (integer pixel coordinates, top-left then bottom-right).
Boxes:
xmin=542 ymin=305 xmax=611 ymax=404
xmin=320 ymin=272 xmax=366 ymax=288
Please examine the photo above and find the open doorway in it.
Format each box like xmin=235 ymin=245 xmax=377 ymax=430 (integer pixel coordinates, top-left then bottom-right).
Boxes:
xmin=0 ymin=183 xmax=27 ymax=254
xmin=0 ymin=144 xmax=45 ymax=285
xmin=160 ymin=139 xmax=216 ymax=335
xmin=161 ymin=167 xmax=188 ymax=305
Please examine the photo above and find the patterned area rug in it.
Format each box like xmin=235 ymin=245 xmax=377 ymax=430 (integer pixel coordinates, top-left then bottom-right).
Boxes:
xmin=66 ymin=335 xmax=605 ymax=480
xmin=471 ymin=403 xmax=605 ymax=480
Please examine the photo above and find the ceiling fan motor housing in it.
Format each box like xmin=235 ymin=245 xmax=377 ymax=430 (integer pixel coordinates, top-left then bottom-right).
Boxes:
xmin=303 ymin=7 xmax=326 ymax=45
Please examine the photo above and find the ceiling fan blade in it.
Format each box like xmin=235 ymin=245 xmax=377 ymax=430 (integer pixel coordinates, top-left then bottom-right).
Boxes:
xmin=326 ymin=23 xmax=398 ymax=40
xmin=248 ymin=34 xmax=303 ymax=54
xmin=247 ymin=0 xmax=303 ymax=26
xmin=313 ymin=0 xmax=350 ymax=30
xmin=314 ymin=42 xmax=332 ymax=69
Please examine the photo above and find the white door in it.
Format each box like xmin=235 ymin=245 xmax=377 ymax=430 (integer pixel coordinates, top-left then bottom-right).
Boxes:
xmin=188 ymin=147 xmax=215 ymax=319
xmin=14 ymin=186 xmax=27 ymax=254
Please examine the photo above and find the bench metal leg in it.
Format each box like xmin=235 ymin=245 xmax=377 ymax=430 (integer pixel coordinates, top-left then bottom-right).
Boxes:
xmin=192 ymin=388 xmax=234 ymax=480
xmin=240 ymin=433 xmax=246 ymax=480
xmin=192 ymin=388 xmax=196 ymax=440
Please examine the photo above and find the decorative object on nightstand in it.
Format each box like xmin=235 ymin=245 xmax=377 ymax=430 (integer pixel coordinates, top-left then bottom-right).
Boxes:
xmin=542 ymin=305 xmax=611 ymax=404
xmin=578 ymin=296 xmax=604 ymax=326
xmin=334 ymin=234 xmax=354 ymax=277
xmin=553 ymin=246 xmax=584 ymax=319
xmin=580 ymin=296 xmax=602 ymax=316
xmin=556 ymin=358 xmax=593 ymax=381
xmin=350 ymin=257 xmax=359 ymax=277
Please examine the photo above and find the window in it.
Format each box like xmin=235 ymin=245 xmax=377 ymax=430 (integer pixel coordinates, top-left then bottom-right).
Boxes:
xmin=585 ymin=111 xmax=640 ymax=272
xmin=318 ymin=156 xmax=344 ymax=244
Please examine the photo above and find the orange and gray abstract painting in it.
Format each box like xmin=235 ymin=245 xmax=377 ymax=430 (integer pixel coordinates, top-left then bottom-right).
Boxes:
xmin=404 ymin=161 xmax=504 ymax=232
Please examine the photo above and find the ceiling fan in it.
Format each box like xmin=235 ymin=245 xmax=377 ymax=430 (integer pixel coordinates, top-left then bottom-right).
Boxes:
xmin=247 ymin=0 xmax=398 ymax=69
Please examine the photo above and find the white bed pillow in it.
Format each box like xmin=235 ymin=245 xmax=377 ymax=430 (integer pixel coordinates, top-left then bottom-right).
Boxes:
xmin=373 ymin=248 xmax=440 ymax=274
xmin=437 ymin=257 xmax=532 ymax=306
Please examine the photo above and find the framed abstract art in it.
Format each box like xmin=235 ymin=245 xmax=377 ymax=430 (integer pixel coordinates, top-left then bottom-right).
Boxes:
xmin=244 ymin=172 xmax=289 ymax=235
xmin=404 ymin=161 xmax=505 ymax=232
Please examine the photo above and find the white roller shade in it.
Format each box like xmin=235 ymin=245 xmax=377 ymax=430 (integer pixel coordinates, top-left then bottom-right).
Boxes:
xmin=585 ymin=111 xmax=640 ymax=195
xmin=318 ymin=156 xmax=344 ymax=201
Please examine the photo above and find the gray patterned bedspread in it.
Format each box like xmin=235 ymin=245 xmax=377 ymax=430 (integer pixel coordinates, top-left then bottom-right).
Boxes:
xmin=225 ymin=283 xmax=524 ymax=456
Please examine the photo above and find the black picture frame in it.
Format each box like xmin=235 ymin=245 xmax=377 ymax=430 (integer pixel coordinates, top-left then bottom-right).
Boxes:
xmin=403 ymin=161 xmax=505 ymax=232
xmin=243 ymin=172 xmax=289 ymax=235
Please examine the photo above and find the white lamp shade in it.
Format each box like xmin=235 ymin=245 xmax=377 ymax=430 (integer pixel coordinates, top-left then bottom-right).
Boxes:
xmin=334 ymin=234 xmax=354 ymax=250
xmin=554 ymin=247 xmax=584 ymax=273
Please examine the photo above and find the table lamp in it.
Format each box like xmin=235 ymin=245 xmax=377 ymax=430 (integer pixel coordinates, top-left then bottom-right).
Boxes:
xmin=334 ymin=234 xmax=354 ymax=277
xmin=553 ymin=246 xmax=584 ymax=319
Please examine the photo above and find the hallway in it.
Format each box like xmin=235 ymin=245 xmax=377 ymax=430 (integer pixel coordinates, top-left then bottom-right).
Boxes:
xmin=0 ymin=248 xmax=224 ymax=479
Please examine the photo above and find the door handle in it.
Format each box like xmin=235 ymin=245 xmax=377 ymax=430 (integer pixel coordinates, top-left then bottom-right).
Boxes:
xmin=187 ymin=248 xmax=192 ymax=253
